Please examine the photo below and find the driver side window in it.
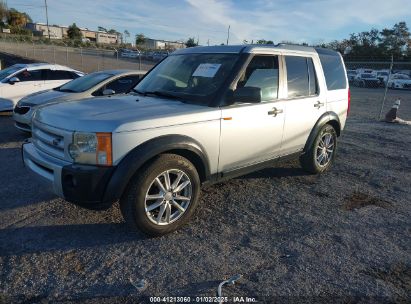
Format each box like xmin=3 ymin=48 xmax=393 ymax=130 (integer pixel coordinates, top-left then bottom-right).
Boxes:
xmin=237 ymin=55 xmax=279 ymax=101
xmin=15 ymin=69 xmax=44 ymax=82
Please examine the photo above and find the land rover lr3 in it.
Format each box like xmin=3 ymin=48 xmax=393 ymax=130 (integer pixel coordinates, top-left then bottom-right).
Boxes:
xmin=23 ymin=45 xmax=350 ymax=236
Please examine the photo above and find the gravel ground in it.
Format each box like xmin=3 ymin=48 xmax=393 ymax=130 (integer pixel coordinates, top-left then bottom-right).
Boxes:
xmin=0 ymin=84 xmax=410 ymax=303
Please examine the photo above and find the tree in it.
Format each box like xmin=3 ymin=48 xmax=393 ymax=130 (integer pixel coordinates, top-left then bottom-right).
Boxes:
xmin=0 ymin=0 xmax=8 ymax=23
xmin=98 ymin=26 xmax=107 ymax=32
xmin=256 ymin=39 xmax=274 ymax=44
xmin=379 ymin=22 xmax=410 ymax=58
xmin=123 ymin=30 xmax=130 ymax=43
xmin=7 ymin=8 xmax=28 ymax=27
xmin=67 ymin=23 xmax=82 ymax=40
xmin=135 ymin=33 xmax=146 ymax=45
xmin=107 ymin=28 xmax=117 ymax=34
xmin=185 ymin=37 xmax=198 ymax=48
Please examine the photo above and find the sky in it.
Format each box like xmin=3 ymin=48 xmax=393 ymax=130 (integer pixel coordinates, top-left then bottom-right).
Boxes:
xmin=7 ymin=0 xmax=411 ymax=45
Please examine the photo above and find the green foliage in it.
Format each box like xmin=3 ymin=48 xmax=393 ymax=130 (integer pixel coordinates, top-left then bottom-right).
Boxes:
xmin=98 ymin=26 xmax=107 ymax=32
xmin=0 ymin=0 xmax=8 ymax=21
xmin=185 ymin=37 xmax=198 ymax=48
xmin=135 ymin=33 xmax=146 ymax=45
xmin=322 ymin=22 xmax=410 ymax=60
xmin=256 ymin=39 xmax=274 ymax=44
xmin=67 ymin=23 xmax=82 ymax=40
xmin=7 ymin=8 xmax=29 ymax=27
xmin=9 ymin=25 xmax=31 ymax=35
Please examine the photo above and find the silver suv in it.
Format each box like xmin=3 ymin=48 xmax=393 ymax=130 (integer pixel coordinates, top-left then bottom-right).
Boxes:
xmin=23 ymin=45 xmax=350 ymax=236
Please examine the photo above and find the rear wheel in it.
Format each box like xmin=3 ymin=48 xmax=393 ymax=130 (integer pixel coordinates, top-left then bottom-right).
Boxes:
xmin=300 ymin=124 xmax=337 ymax=174
xmin=120 ymin=154 xmax=201 ymax=236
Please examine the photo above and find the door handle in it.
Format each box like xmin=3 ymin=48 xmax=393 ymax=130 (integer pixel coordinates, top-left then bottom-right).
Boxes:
xmin=268 ymin=107 xmax=283 ymax=117
xmin=314 ymin=101 xmax=325 ymax=108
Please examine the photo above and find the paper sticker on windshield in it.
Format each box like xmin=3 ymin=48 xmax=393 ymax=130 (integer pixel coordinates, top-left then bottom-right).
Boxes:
xmin=192 ymin=63 xmax=221 ymax=78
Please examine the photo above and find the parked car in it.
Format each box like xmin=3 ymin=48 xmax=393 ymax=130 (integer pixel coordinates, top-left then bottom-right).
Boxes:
xmin=13 ymin=70 xmax=146 ymax=132
xmin=23 ymin=45 xmax=349 ymax=235
xmin=0 ymin=63 xmax=84 ymax=112
xmin=353 ymin=73 xmax=381 ymax=88
xmin=346 ymin=69 xmax=357 ymax=82
xmin=376 ymin=71 xmax=390 ymax=86
xmin=118 ymin=49 xmax=141 ymax=58
xmin=387 ymin=73 xmax=411 ymax=89
xmin=152 ymin=51 xmax=169 ymax=61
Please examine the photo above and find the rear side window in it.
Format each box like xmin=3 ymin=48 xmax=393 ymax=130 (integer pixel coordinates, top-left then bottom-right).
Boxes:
xmin=15 ymin=69 xmax=44 ymax=82
xmin=285 ymin=56 xmax=319 ymax=98
xmin=47 ymin=70 xmax=75 ymax=80
xmin=316 ymin=48 xmax=347 ymax=90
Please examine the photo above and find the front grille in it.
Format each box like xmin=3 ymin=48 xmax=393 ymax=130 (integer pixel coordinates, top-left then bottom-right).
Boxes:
xmin=14 ymin=106 xmax=30 ymax=115
xmin=15 ymin=121 xmax=31 ymax=131
xmin=32 ymin=122 xmax=69 ymax=160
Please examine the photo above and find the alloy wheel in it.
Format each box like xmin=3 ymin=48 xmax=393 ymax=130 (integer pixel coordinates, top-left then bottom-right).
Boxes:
xmin=144 ymin=169 xmax=192 ymax=225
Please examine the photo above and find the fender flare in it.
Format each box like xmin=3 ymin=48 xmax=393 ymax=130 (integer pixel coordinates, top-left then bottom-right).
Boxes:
xmin=303 ymin=111 xmax=341 ymax=153
xmin=102 ymin=134 xmax=210 ymax=204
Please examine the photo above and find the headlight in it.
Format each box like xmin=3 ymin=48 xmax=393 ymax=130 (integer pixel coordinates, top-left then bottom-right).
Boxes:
xmin=68 ymin=132 xmax=112 ymax=166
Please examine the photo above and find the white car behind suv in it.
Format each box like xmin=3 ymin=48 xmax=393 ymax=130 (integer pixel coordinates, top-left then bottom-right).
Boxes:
xmin=0 ymin=63 xmax=84 ymax=111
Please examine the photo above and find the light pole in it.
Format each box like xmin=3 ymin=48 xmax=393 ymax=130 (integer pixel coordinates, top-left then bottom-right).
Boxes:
xmin=45 ymin=0 xmax=51 ymax=40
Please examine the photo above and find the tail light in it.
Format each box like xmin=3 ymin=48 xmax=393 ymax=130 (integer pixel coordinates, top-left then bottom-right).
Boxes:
xmin=347 ymin=89 xmax=351 ymax=116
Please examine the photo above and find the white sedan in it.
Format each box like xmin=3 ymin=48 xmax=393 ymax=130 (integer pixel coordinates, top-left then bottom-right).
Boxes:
xmin=0 ymin=63 xmax=84 ymax=111
xmin=387 ymin=73 xmax=411 ymax=89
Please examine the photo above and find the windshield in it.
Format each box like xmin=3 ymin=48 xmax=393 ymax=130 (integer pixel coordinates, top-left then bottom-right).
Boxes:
xmin=58 ymin=72 xmax=113 ymax=93
xmin=0 ymin=65 xmax=23 ymax=81
xmin=362 ymin=73 xmax=375 ymax=78
xmin=134 ymin=53 xmax=239 ymax=105
xmin=378 ymin=72 xmax=388 ymax=76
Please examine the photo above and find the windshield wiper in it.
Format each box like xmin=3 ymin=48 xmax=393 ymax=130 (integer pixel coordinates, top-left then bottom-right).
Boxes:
xmin=137 ymin=90 xmax=186 ymax=102
xmin=57 ymin=88 xmax=76 ymax=93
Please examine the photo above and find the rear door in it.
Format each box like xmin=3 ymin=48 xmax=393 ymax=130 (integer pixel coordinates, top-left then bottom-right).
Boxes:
xmin=280 ymin=55 xmax=326 ymax=156
xmin=218 ymin=54 xmax=286 ymax=172
xmin=315 ymin=48 xmax=349 ymax=129
xmin=3 ymin=69 xmax=45 ymax=105
xmin=44 ymin=69 xmax=76 ymax=90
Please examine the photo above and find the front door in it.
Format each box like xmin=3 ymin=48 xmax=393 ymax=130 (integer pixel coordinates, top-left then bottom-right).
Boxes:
xmin=218 ymin=54 xmax=286 ymax=173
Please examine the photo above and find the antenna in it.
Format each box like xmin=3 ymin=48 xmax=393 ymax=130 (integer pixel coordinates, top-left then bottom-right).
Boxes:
xmin=226 ymin=25 xmax=230 ymax=45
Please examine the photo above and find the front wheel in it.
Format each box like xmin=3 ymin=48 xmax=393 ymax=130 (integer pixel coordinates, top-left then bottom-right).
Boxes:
xmin=120 ymin=154 xmax=201 ymax=236
xmin=300 ymin=124 xmax=337 ymax=174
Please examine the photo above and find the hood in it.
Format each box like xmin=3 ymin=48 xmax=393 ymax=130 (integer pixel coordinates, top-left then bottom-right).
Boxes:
xmin=19 ymin=89 xmax=72 ymax=106
xmin=34 ymin=95 xmax=221 ymax=133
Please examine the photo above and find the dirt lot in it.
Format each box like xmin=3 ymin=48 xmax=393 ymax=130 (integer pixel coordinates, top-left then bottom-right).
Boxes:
xmin=0 ymin=87 xmax=410 ymax=303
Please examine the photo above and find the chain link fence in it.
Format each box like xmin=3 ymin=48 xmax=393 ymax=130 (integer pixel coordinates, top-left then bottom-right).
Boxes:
xmin=344 ymin=58 xmax=411 ymax=120
xmin=0 ymin=37 xmax=409 ymax=121
xmin=0 ymin=37 xmax=156 ymax=73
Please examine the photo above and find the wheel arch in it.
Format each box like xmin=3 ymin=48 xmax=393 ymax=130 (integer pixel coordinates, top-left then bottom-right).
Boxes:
xmin=303 ymin=111 xmax=341 ymax=153
xmin=102 ymin=134 xmax=210 ymax=204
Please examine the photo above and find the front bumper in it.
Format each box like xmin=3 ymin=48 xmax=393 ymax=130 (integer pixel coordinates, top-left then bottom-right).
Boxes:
xmin=23 ymin=142 xmax=116 ymax=210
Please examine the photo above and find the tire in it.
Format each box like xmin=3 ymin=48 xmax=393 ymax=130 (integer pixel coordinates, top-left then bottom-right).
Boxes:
xmin=300 ymin=124 xmax=338 ymax=174
xmin=120 ymin=154 xmax=201 ymax=236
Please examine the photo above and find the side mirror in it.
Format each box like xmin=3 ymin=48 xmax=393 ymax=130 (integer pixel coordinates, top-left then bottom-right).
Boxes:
xmin=102 ymin=88 xmax=115 ymax=96
xmin=231 ymin=86 xmax=261 ymax=104
xmin=9 ymin=77 xmax=20 ymax=84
